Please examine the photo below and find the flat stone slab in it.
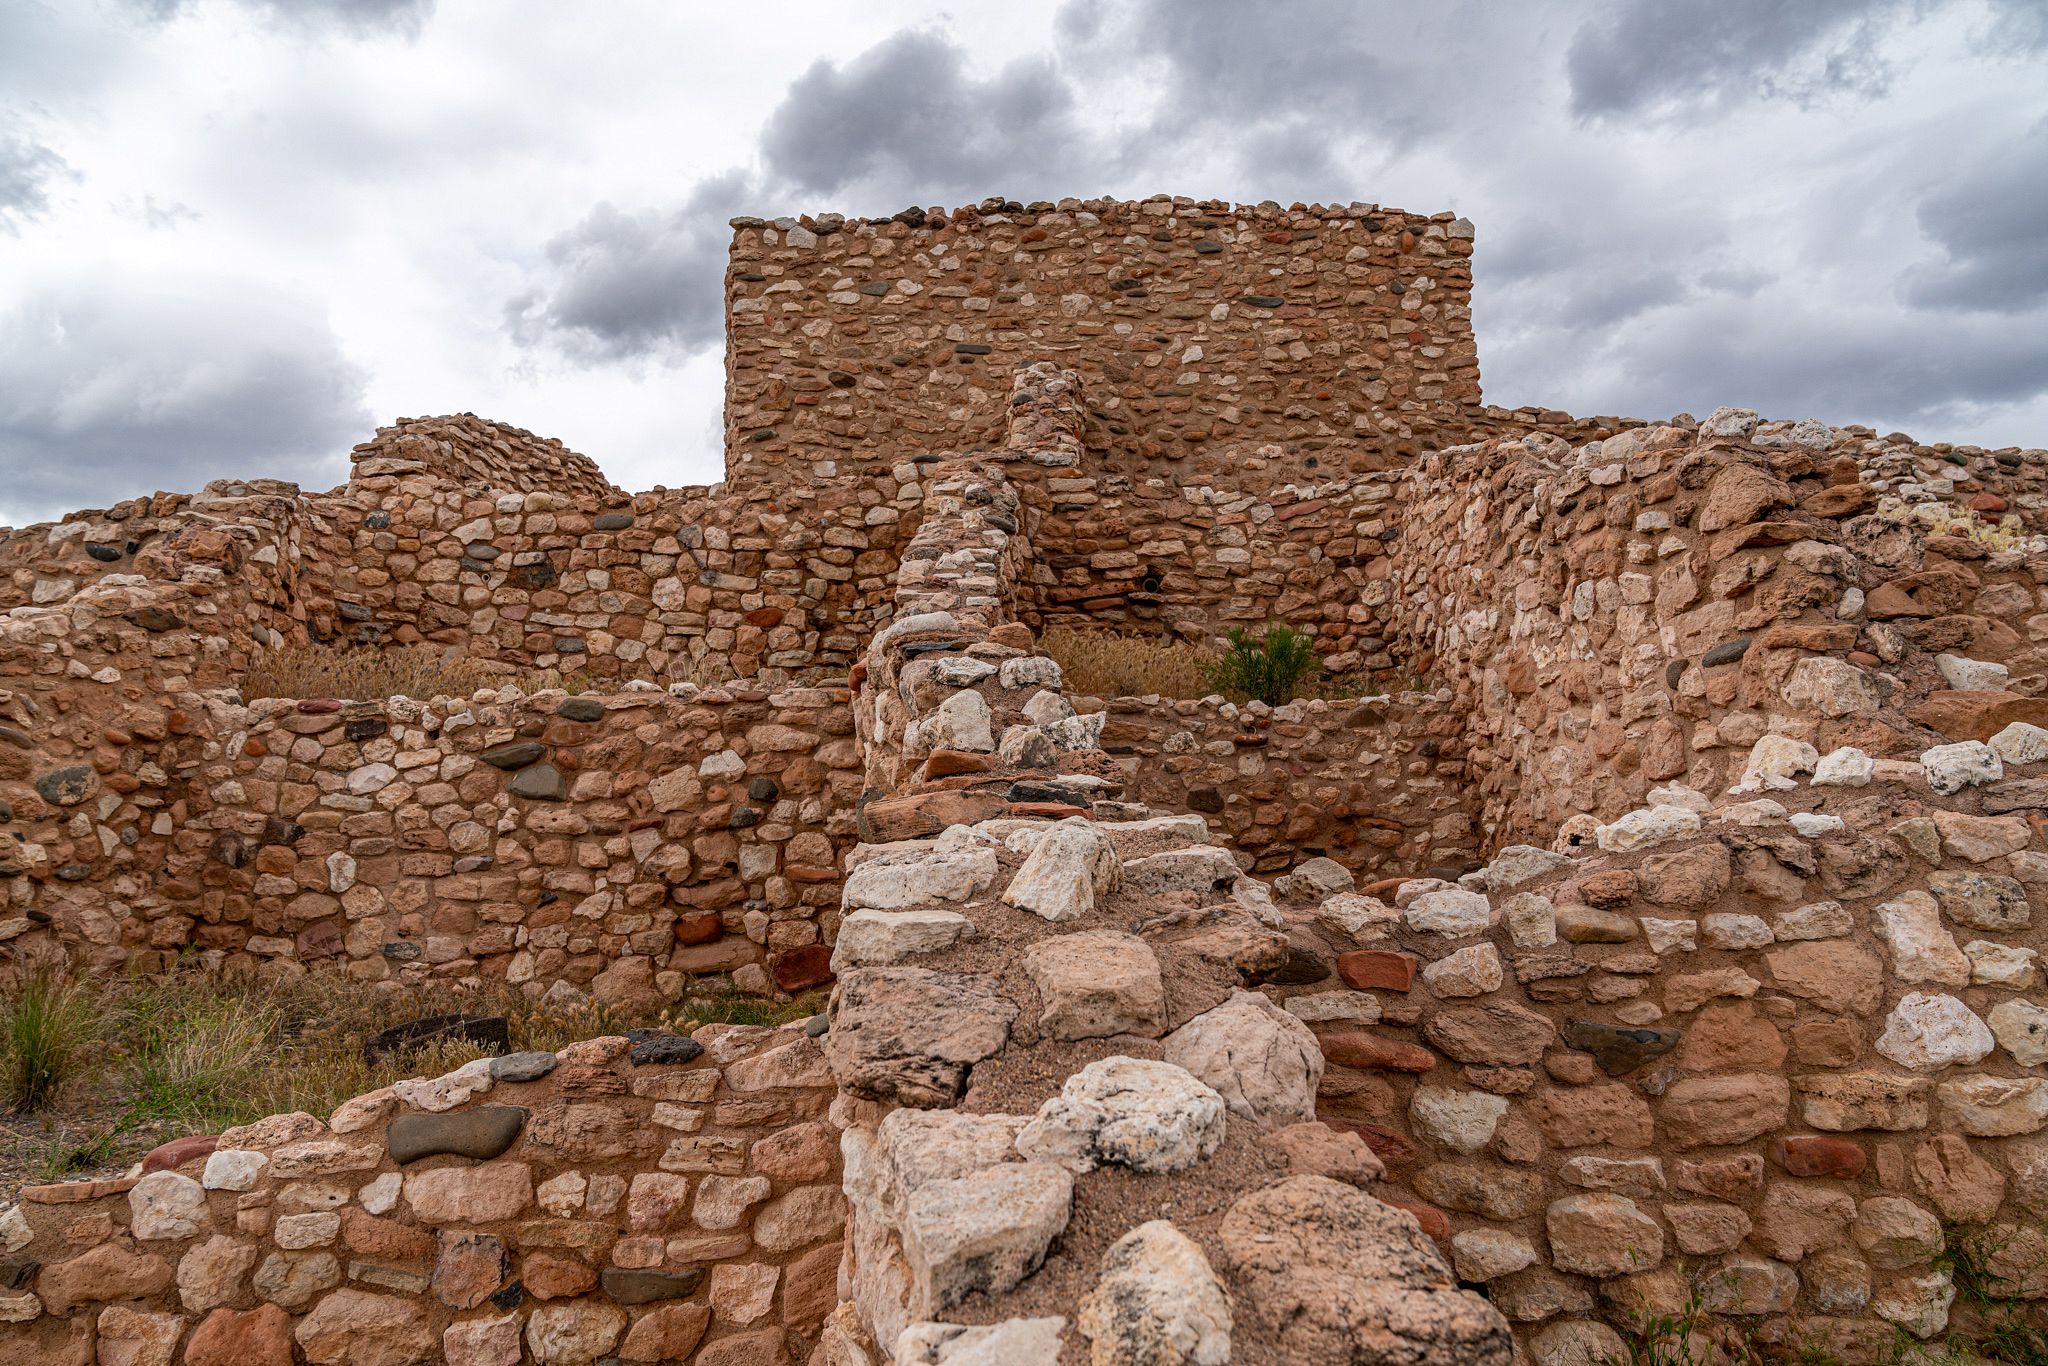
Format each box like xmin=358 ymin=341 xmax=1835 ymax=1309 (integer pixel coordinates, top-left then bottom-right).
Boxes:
xmin=600 ymin=1266 xmax=705 ymax=1304
xmin=480 ymin=740 xmax=545 ymax=770
xmin=387 ymin=1105 xmax=528 ymax=1164
xmin=629 ymin=1035 xmax=705 ymax=1066
xmin=363 ymin=1014 xmax=510 ymax=1065
xmin=1563 ymin=1020 xmax=1681 ymax=1075
xmin=489 ymin=1051 xmax=559 ymax=1083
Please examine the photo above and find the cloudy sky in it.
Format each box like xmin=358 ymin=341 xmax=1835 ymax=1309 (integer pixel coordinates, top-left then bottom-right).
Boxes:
xmin=2 ymin=0 xmax=2044 ymax=526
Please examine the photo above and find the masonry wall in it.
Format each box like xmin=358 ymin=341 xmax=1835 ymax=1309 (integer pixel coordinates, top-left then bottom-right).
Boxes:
xmin=1392 ymin=422 xmax=2048 ymax=852
xmin=292 ymin=417 xmax=922 ymax=685
xmin=1093 ymin=690 xmax=1480 ymax=879
xmin=723 ymin=196 xmax=1481 ymax=493
xmin=0 ymin=1023 xmax=844 ymax=1365
xmin=814 ymin=415 xmax=2048 ymax=1364
xmin=6 ymin=683 xmax=861 ymax=992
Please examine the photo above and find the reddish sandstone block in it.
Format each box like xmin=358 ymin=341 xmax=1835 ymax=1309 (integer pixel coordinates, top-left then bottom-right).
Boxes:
xmin=1382 ymin=1200 xmax=1450 ymax=1239
xmin=1773 ymin=1135 xmax=1867 ymax=1178
xmin=141 ymin=1135 xmax=219 ymax=1174
xmin=187 ymin=1305 xmax=293 ymax=1366
xmin=1007 ymin=801 xmax=1089 ymax=820
xmin=771 ymin=945 xmax=834 ymax=992
xmin=1320 ymin=1030 xmax=1436 ymax=1074
xmin=1337 ymin=950 xmax=1417 ymax=992
xmin=922 ymin=749 xmax=992 ymax=778
xmin=1318 ymin=1120 xmax=1419 ymax=1176
xmin=988 ymin=624 xmax=1034 ymax=650
xmin=783 ymin=865 xmax=838 ymax=884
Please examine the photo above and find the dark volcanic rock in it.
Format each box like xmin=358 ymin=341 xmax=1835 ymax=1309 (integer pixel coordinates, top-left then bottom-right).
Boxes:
xmin=387 ymin=1106 xmax=528 ymax=1164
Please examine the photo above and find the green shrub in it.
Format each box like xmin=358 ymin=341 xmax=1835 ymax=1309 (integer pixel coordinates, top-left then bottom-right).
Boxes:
xmin=2 ymin=974 xmax=97 ymax=1112
xmin=1202 ymin=624 xmax=1321 ymax=705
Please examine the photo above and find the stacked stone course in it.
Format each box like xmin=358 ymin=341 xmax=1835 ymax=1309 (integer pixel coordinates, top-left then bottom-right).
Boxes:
xmin=0 ymin=1021 xmax=844 ymax=1364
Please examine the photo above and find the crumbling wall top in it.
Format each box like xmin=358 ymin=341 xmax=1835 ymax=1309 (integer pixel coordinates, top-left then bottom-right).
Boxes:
xmin=348 ymin=413 xmax=621 ymax=502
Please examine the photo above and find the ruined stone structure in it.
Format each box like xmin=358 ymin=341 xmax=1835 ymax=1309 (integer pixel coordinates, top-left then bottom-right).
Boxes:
xmin=4 ymin=195 xmax=2048 ymax=1363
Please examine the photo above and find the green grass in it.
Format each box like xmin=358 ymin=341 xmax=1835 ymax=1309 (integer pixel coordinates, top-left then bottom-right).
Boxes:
xmin=2 ymin=973 xmax=99 ymax=1111
xmin=1202 ymin=623 xmax=1321 ymax=706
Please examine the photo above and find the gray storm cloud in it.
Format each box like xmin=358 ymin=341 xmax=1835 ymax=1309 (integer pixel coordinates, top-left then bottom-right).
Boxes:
xmin=0 ymin=274 xmax=368 ymax=526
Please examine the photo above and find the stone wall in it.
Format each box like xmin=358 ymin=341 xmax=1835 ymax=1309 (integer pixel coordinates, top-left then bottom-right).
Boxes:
xmin=723 ymin=196 xmax=1482 ymax=493
xmin=1391 ymin=417 xmax=2048 ymax=853
xmin=0 ymin=1021 xmax=845 ymax=1366
xmin=810 ymin=407 xmax=2048 ymax=1364
xmin=292 ymin=416 xmax=920 ymax=685
xmin=1093 ymin=689 xmax=1479 ymax=879
xmin=6 ymin=682 xmax=861 ymax=993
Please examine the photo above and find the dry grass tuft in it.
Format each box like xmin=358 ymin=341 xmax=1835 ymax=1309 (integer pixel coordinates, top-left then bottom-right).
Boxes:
xmin=240 ymin=644 xmax=577 ymax=702
xmin=1042 ymin=626 xmax=1212 ymax=700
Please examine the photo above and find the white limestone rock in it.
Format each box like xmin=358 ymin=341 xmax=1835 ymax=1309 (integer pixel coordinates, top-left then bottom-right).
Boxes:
xmin=1734 ymin=735 xmax=1818 ymax=792
xmin=900 ymin=1162 xmax=1074 ymax=1317
xmin=1123 ymin=845 xmax=1244 ymax=897
xmin=1988 ymin=999 xmax=2048 ymax=1066
xmin=1772 ymin=901 xmax=1854 ymax=941
xmin=1648 ymin=782 xmax=1713 ymax=813
xmin=896 ymin=1318 xmax=1068 ymax=1365
xmin=924 ymin=689 xmax=995 ymax=753
xmin=1875 ymin=993 xmax=1995 ymax=1071
xmin=1922 ymin=741 xmax=2003 ymax=795
xmin=1641 ymin=917 xmax=1698 ymax=955
xmin=392 ymin=1056 xmax=496 ymax=1113
xmin=1937 ymin=653 xmax=2010 ymax=693
xmin=1022 ymin=689 xmax=1075 ymax=726
xmin=1421 ymin=944 xmax=1504 ymax=998
xmin=1700 ymin=914 xmax=1773 ymax=950
xmin=1872 ymin=1268 xmax=1955 ymax=1340
xmin=1594 ymin=805 xmax=1700 ymax=853
xmin=1812 ymin=747 xmax=1875 ymax=787
xmin=1283 ymin=991 xmax=1382 ymax=1024
xmin=129 ymin=1171 xmax=207 ymax=1240
xmin=1783 ymin=657 xmax=1879 ymax=718
xmin=1003 ymin=818 xmax=1122 ymax=923
xmin=1043 ymin=711 xmax=1106 ymax=752
xmin=1015 ymin=1057 xmax=1226 ymax=1174
xmin=1992 ymin=722 xmax=2048 ymax=767
xmin=1076 ymin=1221 xmax=1232 ymax=1366
xmin=1473 ymin=845 xmax=1571 ymax=892
xmin=832 ymin=909 xmax=976 ymax=970
xmin=1939 ymin=1076 xmax=2048 ymax=1136
xmin=1790 ymin=812 xmax=1847 ymax=837
xmin=1408 ymin=1087 xmax=1508 ymax=1154
xmin=1715 ymin=798 xmax=1788 ymax=827
xmin=933 ymin=657 xmax=997 ymax=687
xmin=1272 ymin=855 xmax=1355 ymax=900
xmin=842 ymin=844 xmax=998 ymax=912
xmin=1162 ymin=989 xmax=1322 ymax=1126
xmin=998 ymin=656 xmax=1063 ymax=691
xmin=1405 ymin=887 xmax=1494 ymax=937
xmin=1875 ymin=893 xmax=1971 ymax=987
xmin=1451 ymin=1228 xmax=1539 ymax=1282
xmin=1317 ymin=893 xmax=1401 ymax=941
xmin=1501 ymin=893 xmax=1558 ymax=948
xmin=1967 ymin=940 xmax=2040 ymax=988
xmin=202 ymin=1149 xmax=269 ymax=1192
